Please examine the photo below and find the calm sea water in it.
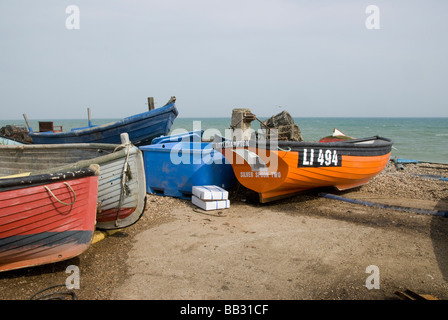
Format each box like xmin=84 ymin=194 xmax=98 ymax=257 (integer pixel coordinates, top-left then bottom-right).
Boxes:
xmin=1 ymin=117 xmax=447 ymax=164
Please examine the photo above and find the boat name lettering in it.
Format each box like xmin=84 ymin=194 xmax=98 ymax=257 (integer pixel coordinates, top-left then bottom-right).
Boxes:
xmin=298 ymin=149 xmax=342 ymax=167
xmin=240 ymin=171 xmax=281 ymax=178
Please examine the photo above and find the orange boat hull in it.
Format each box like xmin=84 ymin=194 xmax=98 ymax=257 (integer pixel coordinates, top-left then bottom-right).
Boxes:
xmin=216 ymin=136 xmax=392 ymax=203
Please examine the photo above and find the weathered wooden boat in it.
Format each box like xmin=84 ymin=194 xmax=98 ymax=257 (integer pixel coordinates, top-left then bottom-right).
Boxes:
xmin=213 ymin=135 xmax=393 ymax=203
xmin=0 ymin=134 xmax=147 ymax=230
xmin=25 ymin=97 xmax=178 ymax=146
xmin=0 ymin=165 xmax=99 ymax=272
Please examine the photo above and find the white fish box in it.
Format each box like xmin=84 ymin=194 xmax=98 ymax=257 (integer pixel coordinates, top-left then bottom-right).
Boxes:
xmin=192 ymin=195 xmax=230 ymax=211
xmin=192 ymin=185 xmax=229 ymax=200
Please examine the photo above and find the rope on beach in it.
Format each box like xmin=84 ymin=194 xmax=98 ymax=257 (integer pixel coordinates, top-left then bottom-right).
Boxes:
xmin=319 ymin=193 xmax=448 ymax=218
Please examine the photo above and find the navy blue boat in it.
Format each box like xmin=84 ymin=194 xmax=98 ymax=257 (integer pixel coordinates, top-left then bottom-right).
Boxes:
xmin=27 ymin=97 xmax=179 ymax=146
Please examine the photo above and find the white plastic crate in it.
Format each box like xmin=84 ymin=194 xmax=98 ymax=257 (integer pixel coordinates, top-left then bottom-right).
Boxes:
xmin=192 ymin=185 xmax=229 ymax=201
xmin=192 ymin=195 xmax=230 ymax=211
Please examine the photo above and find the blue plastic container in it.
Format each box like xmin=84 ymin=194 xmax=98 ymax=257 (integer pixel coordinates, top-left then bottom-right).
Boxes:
xmin=151 ymin=130 xmax=203 ymax=145
xmin=139 ymin=142 xmax=236 ymax=199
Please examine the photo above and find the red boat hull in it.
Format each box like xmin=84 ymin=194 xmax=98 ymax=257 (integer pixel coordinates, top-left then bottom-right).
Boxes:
xmin=0 ymin=168 xmax=99 ymax=272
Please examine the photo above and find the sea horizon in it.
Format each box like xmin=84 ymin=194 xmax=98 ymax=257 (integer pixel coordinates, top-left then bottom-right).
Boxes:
xmin=2 ymin=116 xmax=447 ymax=121
xmin=1 ymin=117 xmax=447 ymax=164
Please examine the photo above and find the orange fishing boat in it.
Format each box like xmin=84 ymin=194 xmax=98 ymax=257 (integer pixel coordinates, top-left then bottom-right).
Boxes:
xmin=213 ymin=135 xmax=393 ymax=203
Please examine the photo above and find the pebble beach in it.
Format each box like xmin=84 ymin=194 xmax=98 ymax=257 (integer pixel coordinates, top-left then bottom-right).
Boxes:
xmin=0 ymin=159 xmax=447 ymax=301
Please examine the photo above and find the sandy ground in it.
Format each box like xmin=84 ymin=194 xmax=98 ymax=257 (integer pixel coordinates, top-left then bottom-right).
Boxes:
xmin=0 ymin=161 xmax=447 ymax=301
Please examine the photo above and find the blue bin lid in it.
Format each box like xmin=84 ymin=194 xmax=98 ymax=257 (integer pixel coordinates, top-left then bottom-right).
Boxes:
xmin=151 ymin=130 xmax=204 ymax=145
xmin=140 ymin=141 xmax=217 ymax=155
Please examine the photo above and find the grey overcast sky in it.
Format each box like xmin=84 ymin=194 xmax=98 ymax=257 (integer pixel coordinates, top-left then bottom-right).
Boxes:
xmin=1 ymin=0 xmax=447 ymax=119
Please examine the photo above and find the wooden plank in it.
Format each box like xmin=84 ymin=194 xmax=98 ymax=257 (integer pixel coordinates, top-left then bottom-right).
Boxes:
xmin=148 ymin=97 xmax=155 ymax=110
